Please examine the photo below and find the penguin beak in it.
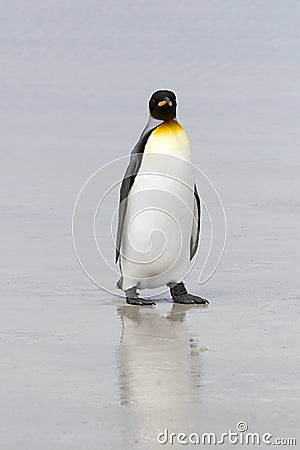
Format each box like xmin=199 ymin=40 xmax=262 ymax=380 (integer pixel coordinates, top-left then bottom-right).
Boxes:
xmin=158 ymin=97 xmax=173 ymax=107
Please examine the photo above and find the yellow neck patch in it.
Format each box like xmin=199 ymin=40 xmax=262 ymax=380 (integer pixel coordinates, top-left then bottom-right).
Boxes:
xmin=144 ymin=119 xmax=191 ymax=160
xmin=153 ymin=120 xmax=183 ymax=136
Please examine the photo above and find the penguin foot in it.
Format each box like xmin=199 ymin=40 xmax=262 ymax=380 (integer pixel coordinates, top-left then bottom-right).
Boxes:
xmin=169 ymin=282 xmax=209 ymax=305
xmin=125 ymin=286 xmax=156 ymax=306
xmin=173 ymin=293 xmax=209 ymax=305
xmin=126 ymin=297 xmax=156 ymax=306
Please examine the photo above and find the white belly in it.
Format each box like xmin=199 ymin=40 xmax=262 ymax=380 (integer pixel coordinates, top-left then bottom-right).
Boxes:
xmin=120 ymin=121 xmax=194 ymax=290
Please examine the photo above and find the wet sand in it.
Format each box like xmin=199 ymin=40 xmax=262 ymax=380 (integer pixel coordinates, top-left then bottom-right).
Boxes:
xmin=1 ymin=1 xmax=299 ymax=448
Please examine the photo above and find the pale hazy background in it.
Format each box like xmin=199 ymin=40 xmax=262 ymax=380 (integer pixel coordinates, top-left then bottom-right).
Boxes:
xmin=1 ymin=1 xmax=299 ymax=449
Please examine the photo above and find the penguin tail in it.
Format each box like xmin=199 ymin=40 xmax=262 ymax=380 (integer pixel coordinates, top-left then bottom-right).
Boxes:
xmin=116 ymin=276 xmax=123 ymax=290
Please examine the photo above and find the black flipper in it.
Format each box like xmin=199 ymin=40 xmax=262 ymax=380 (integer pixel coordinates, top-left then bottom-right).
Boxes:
xmin=190 ymin=184 xmax=201 ymax=260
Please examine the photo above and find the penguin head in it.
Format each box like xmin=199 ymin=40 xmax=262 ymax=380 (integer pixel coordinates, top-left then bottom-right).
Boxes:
xmin=149 ymin=90 xmax=177 ymax=121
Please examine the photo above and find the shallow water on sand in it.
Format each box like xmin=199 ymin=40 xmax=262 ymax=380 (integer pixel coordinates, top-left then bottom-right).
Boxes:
xmin=1 ymin=1 xmax=300 ymax=448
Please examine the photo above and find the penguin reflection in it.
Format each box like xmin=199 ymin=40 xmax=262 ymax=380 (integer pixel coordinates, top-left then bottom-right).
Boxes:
xmin=117 ymin=304 xmax=204 ymax=448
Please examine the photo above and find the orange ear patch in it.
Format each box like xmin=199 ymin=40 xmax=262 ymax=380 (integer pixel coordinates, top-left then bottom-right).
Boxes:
xmin=158 ymin=100 xmax=167 ymax=107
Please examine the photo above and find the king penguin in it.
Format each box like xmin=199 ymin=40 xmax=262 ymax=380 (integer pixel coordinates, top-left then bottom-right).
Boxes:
xmin=115 ymin=90 xmax=209 ymax=306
